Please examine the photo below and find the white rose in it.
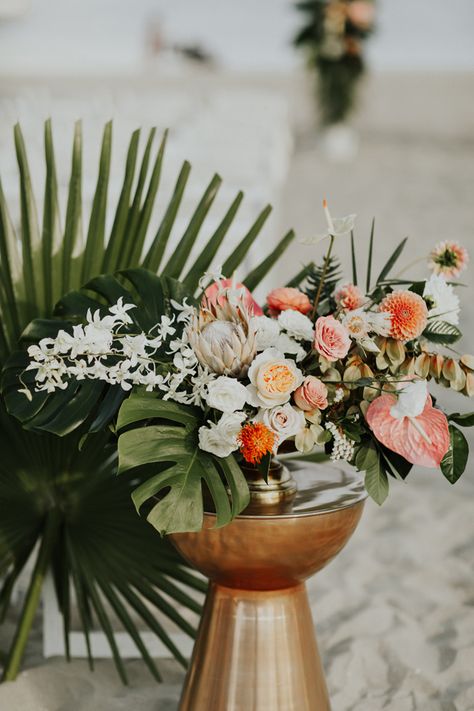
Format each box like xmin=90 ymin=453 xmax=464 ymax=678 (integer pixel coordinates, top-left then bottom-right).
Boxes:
xmin=256 ymin=403 xmax=306 ymax=447
xmin=276 ymin=332 xmax=307 ymax=362
xmin=246 ymin=348 xmax=304 ymax=408
xmin=206 ymin=376 xmax=248 ymax=413
xmin=423 ymin=274 xmax=460 ymax=326
xmin=390 ymin=380 xmax=428 ymax=419
xmin=198 ymin=411 xmax=246 ymax=458
xmin=250 ymin=315 xmax=280 ymax=351
xmin=278 ymin=309 xmax=314 ymax=341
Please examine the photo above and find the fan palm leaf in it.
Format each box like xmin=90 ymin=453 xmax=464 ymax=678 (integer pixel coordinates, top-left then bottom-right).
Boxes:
xmin=0 ymin=120 xmax=295 ymax=681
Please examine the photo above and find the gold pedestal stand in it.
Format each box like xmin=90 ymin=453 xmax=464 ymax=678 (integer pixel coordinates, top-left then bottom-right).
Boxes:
xmin=170 ymin=461 xmax=366 ymax=711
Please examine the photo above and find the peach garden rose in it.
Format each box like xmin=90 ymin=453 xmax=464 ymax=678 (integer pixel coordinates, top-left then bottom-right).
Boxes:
xmin=313 ymin=315 xmax=351 ymax=362
xmin=294 ymin=376 xmax=328 ymax=412
xmin=246 ymin=348 xmax=304 ymax=408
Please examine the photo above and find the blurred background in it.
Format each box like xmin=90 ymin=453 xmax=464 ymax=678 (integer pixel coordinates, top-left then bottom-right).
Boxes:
xmin=0 ymin=2 xmax=473 ymax=709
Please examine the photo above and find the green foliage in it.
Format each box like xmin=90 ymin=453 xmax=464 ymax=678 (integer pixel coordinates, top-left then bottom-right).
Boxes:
xmin=303 ymin=256 xmax=341 ymax=315
xmin=441 ymin=425 xmax=469 ymax=484
xmin=355 ymin=441 xmax=389 ymax=505
xmin=0 ymin=120 xmax=294 ymax=681
xmin=448 ymin=412 xmax=474 ymax=427
xmin=423 ymin=321 xmax=462 ymax=345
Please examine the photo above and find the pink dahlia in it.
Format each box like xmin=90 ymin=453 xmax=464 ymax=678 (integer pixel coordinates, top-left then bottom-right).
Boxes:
xmin=335 ymin=283 xmax=365 ymax=311
xmin=429 ymin=241 xmax=469 ymax=279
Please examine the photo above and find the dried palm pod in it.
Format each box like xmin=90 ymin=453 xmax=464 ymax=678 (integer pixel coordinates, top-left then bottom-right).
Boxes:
xmin=443 ymin=358 xmax=466 ymax=392
xmin=429 ymin=353 xmax=444 ymax=380
xmin=188 ymin=295 xmax=256 ymax=377
xmin=399 ymin=356 xmax=416 ymax=376
xmin=464 ymin=372 xmax=474 ymax=397
xmin=386 ymin=338 xmax=406 ymax=367
xmin=415 ymin=353 xmax=431 ymax=379
xmin=461 ymin=354 xmax=474 ymax=371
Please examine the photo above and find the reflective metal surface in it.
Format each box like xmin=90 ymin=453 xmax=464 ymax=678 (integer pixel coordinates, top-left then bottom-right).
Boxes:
xmin=170 ymin=462 xmax=366 ymax=711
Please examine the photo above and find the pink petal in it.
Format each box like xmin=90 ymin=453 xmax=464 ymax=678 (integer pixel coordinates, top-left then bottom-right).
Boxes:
xmin=366 ymin=394 xmax=450 ymax=468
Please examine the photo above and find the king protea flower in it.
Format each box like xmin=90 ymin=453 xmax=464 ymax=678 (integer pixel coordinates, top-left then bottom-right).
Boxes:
xmin=188 ymin=293 xmax=257 ymax=377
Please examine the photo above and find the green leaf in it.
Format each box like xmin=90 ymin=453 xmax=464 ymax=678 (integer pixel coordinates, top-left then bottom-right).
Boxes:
xmin=448 ymin=412 xmax=474 ymax=427
xmin=285 ymin=262 xmax=315 ymax=289
xmin=423 ymin=320 xmax=462 ymax=345
xmin=243 ymin=229 xmax=295 ymax=292
xmin=366 ymin=218 xmax=375 ymax=293
xmin=222 ymin=205 xmax=272 ymax=277
xmin=356 ymin=442 xmax=389 ymax=505
xmin=376 ymin=237 xmax=408 ymax=285
xmin=61 ymin=121 xmax=83 ymax=293
xmin=350 ymin=231 xmax=357 ymax=285
xmin=142 ymin=161 xmax=191 ymax=273
xmin=161 ymin=173 xmax=222 ymax=280
xmin=183 ymin=191 xmax=244 ymax=290
xmin=441 ymin=425 xmax=468 ymax=484
xmin=125 ymin=130 xmax=167 ymax=267
xmin=42 ymin=119 xmax=62 ymax=313
xmin=81 ymin=121 xmax=112 ymax=282
xmin=102 ymin=129 xmax=140 ymax=273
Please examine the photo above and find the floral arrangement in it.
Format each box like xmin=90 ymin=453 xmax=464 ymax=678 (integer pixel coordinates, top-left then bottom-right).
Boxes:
xmin=294 ymin=0 xmax=375 ymax=125
xmin=8 ymin=201 xmax=474 ymax=533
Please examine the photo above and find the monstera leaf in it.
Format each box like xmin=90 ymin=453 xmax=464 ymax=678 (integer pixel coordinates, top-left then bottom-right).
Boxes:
xmin=117 ymin=396 xmax=250 ymax=534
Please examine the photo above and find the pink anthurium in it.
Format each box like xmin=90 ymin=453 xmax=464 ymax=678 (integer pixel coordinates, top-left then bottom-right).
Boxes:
xmin=366 ymin=382 xmax=450 ymax=468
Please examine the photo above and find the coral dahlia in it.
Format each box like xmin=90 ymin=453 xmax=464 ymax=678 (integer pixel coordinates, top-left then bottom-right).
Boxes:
xmin=379 ymin=290 xmax=428 ymax=342
xmin=335 ymin=283 xmax=364 ymax=311
xmin=238 ymin=422 xmax=275 ymax=464
xmin=429 ymin=241 xmax=469 ymax=279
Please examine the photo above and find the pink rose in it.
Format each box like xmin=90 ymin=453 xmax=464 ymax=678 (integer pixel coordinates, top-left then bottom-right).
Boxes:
xmin=294 ymin=376 xmax=328 ymax=412
xmin=267 ymin=287 xmax=311 ymax=315
xmin=204 ymin=279 xmax=263 ymax=316
xmin=314 ymin=315 xmax=351 ymax=362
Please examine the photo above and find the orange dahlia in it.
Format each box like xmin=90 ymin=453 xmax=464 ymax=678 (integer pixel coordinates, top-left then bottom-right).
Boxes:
xmin=238 ymin=423 xmax=275 ymax=464
xmin=379 ymin=290 xmax=428 ymax=342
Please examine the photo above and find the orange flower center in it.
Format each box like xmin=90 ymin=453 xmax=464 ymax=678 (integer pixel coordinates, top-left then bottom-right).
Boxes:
xmin=260 ymin=363 xmax=295 ymax=393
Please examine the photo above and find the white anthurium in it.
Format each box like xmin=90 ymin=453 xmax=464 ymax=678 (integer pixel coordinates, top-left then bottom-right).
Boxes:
xmin=390 ymin=380 xmax=428 ymax=419
xmin=277 ymin=309 xmax=314 ymax=341
xmin=301 ymin=199 xmax=356 ymax=245
xmin=246 ymin=348 xmax=304 ymax=408
xmin=250 ymin=314 xmax=280 ymax=351
xmin=423 ymin=274 xmax=460 ymax=326
xmin=206 ymin=376 xmax=248 ymax=413
xmin=256 ymin=403 xmax=306 ymax=449
xmin=198 ymin=411 xmax=246 ymax=458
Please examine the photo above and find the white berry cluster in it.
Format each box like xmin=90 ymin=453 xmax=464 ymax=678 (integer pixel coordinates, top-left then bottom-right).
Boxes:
xmin=325 ymin=421 xmax=355 ymax=462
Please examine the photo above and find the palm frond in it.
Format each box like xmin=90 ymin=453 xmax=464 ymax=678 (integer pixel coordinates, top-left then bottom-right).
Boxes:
xmin=0 ymin=121 xmax=295 ymax=682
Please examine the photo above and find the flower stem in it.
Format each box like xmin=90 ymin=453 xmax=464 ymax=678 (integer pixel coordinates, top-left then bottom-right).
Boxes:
xmin=311 ymin=234 xmax=335 ymax=320
xmin=2 ymin=510 xmax=60 ymax=682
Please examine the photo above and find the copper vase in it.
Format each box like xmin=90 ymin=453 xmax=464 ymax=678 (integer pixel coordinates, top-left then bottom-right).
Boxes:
xmin=170 ymin=460 xmax=366 ymax=711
